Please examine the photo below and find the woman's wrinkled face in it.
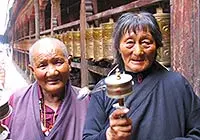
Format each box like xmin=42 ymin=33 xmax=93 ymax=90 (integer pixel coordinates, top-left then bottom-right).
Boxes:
xmin=119 ymin=30 xmax=156 ymax=73
xmin=29 ymin=45 xmax=70 ymax=95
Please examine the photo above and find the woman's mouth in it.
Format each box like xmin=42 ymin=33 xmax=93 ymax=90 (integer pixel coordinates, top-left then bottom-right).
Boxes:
xmin=47 ymin=79 xmax=60 ymax=84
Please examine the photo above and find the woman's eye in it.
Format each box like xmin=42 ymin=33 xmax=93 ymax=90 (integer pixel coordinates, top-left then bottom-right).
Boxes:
xmin=126 ymin=40 xmax=134 ymax=44
xmin=38 ymin=64 xmax=46 ymax=69
xmin=55 ymin=60 xmax=64 ymax=66
xmin=125 ymin=40 xmax=134 ymax=49
xmin=141 ymin=40 xmax=152 ymax=47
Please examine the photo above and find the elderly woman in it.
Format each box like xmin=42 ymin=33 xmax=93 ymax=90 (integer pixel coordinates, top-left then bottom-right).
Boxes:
xmin=4 ymin=37 xmax=89 ymax=140
xmin=83 ymin=12 xmax=200 ymax=140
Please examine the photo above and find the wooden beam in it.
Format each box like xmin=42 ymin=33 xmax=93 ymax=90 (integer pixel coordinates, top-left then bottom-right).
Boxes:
xmin=87 ymin=0 xmax=166 ymax=21
xmin=92 ymin=0 xmax=98 ymax=14
xmin=171 ymin=0 xmax=200 ymax=95
xmin=80 ymin=0 xmax=88 ymax=87
xmin=34 ymin=0 xmax=40 ymax=39
xmin=15 ymin=0 xmax=167 ymax=38
xmin=53 ymin=0 xmax=166 ymax=32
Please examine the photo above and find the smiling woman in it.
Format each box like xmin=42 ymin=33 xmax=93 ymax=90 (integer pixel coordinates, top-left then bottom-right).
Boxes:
xmin=83 ymin=11 xmax=200 ymax=140
xmin=2 ymin=37 xmax=89 ymax=140
xmin=119 ymin=30 xmax=157 ymax=73
xmin=28 ymin=38 xmax=71 ymax=95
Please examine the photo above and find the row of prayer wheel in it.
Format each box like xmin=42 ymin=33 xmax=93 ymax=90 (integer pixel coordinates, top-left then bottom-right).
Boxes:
xmin=154 ymin=7 xmax=170 ymax=67
xmin=54 ymin=18 xmax=114 ymax=62
xmin=54 ymin=8 xmax=170 ymax=66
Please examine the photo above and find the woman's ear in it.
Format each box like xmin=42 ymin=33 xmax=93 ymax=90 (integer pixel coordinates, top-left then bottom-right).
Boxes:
xmin=28 ymin=64 xmax=34 ymax=73
xmin=68 ymin=55 xmax=72 ymax=65
xmin=68 ymin=55 xmax=72 ymax=71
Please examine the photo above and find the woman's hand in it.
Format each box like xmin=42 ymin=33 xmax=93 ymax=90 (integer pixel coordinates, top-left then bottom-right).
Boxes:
xmin=106 ymin=108 xmax=132 ymax=140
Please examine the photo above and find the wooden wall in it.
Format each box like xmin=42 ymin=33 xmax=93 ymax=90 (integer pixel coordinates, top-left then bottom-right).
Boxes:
xmin=171 ymin=0 xmax=200 ymax=95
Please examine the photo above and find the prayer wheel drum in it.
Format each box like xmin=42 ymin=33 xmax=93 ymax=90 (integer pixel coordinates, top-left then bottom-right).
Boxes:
xmin=93 ymin=27 xmax=104 ymax=61
xmin=105 ymin=70 xmax=133 ymax=99
xmin=86 ymin=28 xmax=94 ymax=60
xmin=63 ymin=32 xmax=73 ymax=56
xmin=0 ymin=102 xmax=11 ymax=120
xmin=73 ymin=31 xmax=81 ymax=58
xmin=0 ymin=90 xmax=11 ymax=140
xmin=154 ymin=7 xmax=170 ymax=67
xmin=0 ymin=94 xmax=12 ymax=120
xmin=102 ymin=19 xmax=114 ymax=61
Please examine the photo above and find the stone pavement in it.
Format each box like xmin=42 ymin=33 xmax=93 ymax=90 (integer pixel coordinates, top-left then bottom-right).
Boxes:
xmin=2 ymin=55 xmax=29 ymax=97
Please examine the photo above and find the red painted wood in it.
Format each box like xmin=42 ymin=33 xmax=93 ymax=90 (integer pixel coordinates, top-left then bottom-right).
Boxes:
xmin=171 ymin=0 xmax=200 ymax=95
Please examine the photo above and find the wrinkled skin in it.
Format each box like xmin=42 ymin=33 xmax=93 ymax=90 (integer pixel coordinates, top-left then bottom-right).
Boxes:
xmin=106 ymin=108 xmax=132 ymax=140
xmin=119 ymin=30 xmax=157 ymax=73
xmin=29 ymin=43 xmax=71 ymax=96
xmin=106 ymin=30 xmax=157 ymax=140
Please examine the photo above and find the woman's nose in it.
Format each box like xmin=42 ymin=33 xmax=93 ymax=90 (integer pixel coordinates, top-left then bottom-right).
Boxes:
xmin=133 ymin=43 xmax=144 ymax=56
xmin=46 ymin=65 xmax=59 ymax=76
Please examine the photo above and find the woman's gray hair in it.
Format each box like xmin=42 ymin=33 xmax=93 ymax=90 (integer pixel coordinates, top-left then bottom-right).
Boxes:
xmin=112 ymin=12 xmax=163 ymax=70
xmin=29 ymin=37 xmax=69 ymax=65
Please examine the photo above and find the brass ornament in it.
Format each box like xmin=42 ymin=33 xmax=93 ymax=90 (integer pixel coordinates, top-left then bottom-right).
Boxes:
xmin=63 ymin=31 xmax=73 ymax=56
xmin=102 ymin=19 xmax=114 ymax=61
xmin=73 ymin=31 xmax=81 ymax=58
xmin=154 ymin=7 xmax=170 ymax=67
xmin=105 ymin=69 xmax=133 ymax=99
xmin=93 ymin=26 xmax=103 ymax=61
xmin=86 ymin=27 xmax=94 ymax=60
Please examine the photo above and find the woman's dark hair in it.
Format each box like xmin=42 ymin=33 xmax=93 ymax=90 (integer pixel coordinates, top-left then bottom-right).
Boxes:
xmin=112 ymin=12 xmax=163 ymax=70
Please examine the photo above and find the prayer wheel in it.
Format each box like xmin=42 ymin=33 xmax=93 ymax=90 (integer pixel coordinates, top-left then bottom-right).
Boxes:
xmin=73 ymin=31 xmax=81 ymax=58
xmin=105 ymin=71 xmax=133 ymax=99
xmin=63 ymin=32 xmax=73 ymax=56
xmin=86 ymin=27 xmax=94 ymax=60
xmin=93 ymin=26 xmax=103 ymax=61
xmin=0 ymin=93 xmax=12 ymax=121
xmin=154 ymin=7 xmax=170 ymax=67
xmin=0 ymin=102 xmax=11 ymax=121
xmin=105 ymin=68 xmax=133 ymax=107
xmin=0 ymin=92 xmax=12 ymax=140
xmin=102 ymin=19 xmax=114 ymax=61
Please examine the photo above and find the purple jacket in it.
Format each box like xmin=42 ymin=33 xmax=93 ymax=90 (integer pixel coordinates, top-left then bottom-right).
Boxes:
xmin=6 ymin=81 xmax=89 ymax=140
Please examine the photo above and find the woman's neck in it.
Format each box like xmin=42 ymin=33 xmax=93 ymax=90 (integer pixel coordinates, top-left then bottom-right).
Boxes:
xmin=42 ymin=90 xmax=64 ymax=112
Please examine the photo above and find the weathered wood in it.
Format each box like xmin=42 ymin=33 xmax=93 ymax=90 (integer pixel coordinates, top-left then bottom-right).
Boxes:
xmin=34 ymin=0 xmax=40 ymax=39
xmin=17 ymin=0 xmax=167 ymax=37
xmin=87 ymin=0 xmax=166 ymax=21
xmin=171 ymin=0 xmax=200 ymax=95
xmin=92 ymin=0 xmax=98 ymax=14
xmin=80 ymin=0 xmax=88 ymax=87
xmin=54 ymin=0 xmax=166 ymax=32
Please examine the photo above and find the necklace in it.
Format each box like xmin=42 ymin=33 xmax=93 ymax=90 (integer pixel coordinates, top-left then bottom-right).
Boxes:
xmin=39 ymin=100 xmax=56 ymax=136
